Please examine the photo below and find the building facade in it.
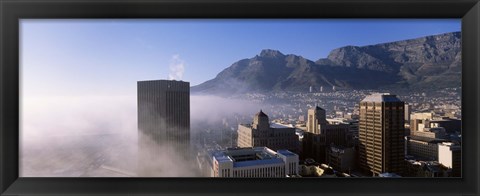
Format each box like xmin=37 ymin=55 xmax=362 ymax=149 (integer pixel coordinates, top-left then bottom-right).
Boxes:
xmin=302 ymin=106 xmax=349 ymax=164
xmin=358 ymin=93 xmax=405 ymax=176
xmin=410 ymin=112 xmax=433 ymax=132
xmin=429 ymin=117 xmax=462 ymax=134
xmin=327 ymin=145 xmax=356 ymax=173
xmin=411 ymin=127 xmax=447 ymax=139
xmin=211 ymin=147 xmax=299 ymax=177
xmin=405 ymin=135 xmax=445 ymax=161
xmin=137 ymin=80 xmax=190 ymax=176
xmin=307 ymin=106 xmax=327 ymax=134
xmin=404 ymin=103 xmax=411 ymax=123
xmin=438 ymin=142 xmax=461 ymax=177
xmin=237 ymin=110 xmax=299 ymax=153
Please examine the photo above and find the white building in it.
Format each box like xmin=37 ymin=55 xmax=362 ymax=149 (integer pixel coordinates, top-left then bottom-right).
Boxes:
xmin=438 ymin=142 xmax=461 ymax=177
xmin=211 ymin=147 xmax=299 ymax=177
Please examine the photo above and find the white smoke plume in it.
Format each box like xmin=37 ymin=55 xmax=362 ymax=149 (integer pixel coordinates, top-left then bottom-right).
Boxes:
xmin=168 ymin=54 xmax=185 ymax=80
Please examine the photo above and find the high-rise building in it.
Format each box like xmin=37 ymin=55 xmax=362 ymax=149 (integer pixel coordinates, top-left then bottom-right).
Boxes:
xmin=307 ymin=106 xmax=327 ymax=134
xmin=237 ymin=110 xmax=299 ymax=153
xmin=303 ymin=106 xmax=348 ymax=163
xmin=358 ymin=93 xmax=405 ymax=176
xmin=137 ymin=80 xmax=190 ymax=176
xmin=404 ymin=103 xmax=411 ymax=123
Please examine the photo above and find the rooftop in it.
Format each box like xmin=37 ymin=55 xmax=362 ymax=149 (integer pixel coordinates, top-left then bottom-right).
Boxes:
xmin=270 ymin=123 xmax=293 ymax=129
xmin=409 ymin=135 xmax=447 ymax=143
xmin=361 ymin=93 xmax=402 ymax=103
xmin=277 ymin=149 xmax=297 ymax=157
xmin=378 ymin=172 xmax=401 ymax=177
xmin=255 ymin=110 xmax=268 ymax=117
xmin=212 ymin=151 xmax=234 ymax=163
xmin=213 ymin=147 xmax=298 ymax=168
xmin=137 ymin=79 xmax=189 ymax=84
xmin=233 ymin=158 xmax=284 ymax=168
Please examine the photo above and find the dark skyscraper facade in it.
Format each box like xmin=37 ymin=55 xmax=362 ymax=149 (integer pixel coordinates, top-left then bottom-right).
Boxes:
xmin=137 ymin=80 xmax=190 ymax=176
xmin=358 ymin=93 xmax=405 ymax=176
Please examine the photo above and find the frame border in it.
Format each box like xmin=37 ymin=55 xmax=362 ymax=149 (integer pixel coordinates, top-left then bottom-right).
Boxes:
xmin=1 ymin=0 xmax=479 ymax=195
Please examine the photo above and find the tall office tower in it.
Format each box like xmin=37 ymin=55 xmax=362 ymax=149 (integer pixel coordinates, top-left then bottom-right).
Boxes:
xmin=137 ymin=80 xmax=190 ymax=176
xmin=307 ymin=106 xmax=327 ymax=134
xmin=404 ymin=103 xmax=411 ymax=123
xmin=303 ymin=106 xmax=348 ymax=163
xmin=358 ymin=93 xmax=405 ymax=176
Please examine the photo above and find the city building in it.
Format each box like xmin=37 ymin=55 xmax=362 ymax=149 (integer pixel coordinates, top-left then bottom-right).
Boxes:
xmin=211 ymin=147 xmax=299 ymax=177
xmin=438 ymin=142 xmax=461 ymax=177
xmin=411 ymin=127 xmax=447 ymax=139
xmin=327 ymin=118 xmax=359 ymax=148
xmin=137 ymin=80 xmax=190 ymax=176
xmin=404 ymin=159 xmax=449 ymax=177
xmin=404 ymin=103 xmax=411 ymax=123
xmin=410 ymin=112 xmax=433 ymax=132
xmin=302 ymin=106 xmax=349 ymax=163
xmin=411 ymin=112 xmax=434 ymax=121
xmin=237 ymin=110 xmax=299 ymax=153
xmin=327 ymin=145 xmax=355 ymax=173
xmin=405 ymin=135 xmax=446 ymax=161
xmin=307 ymin=106 xmax=327 ymax=133
xmin=429 ymin=117 xmax=462 ymax=134
xmin=358 ymin=93 xmax=405 ymax=176
xmin=410 ymin=119 xmax=431 ymax=132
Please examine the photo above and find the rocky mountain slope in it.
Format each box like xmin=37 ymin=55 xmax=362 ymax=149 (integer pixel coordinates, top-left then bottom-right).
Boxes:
xmin=191 ymin=32 xmax=461 ymax=95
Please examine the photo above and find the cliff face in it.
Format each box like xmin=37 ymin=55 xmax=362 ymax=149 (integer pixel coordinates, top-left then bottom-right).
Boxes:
xmin=191 ymin=32 xmax=461 ymax=95
xmin=319 ymin=32 xmax=461 ymax=88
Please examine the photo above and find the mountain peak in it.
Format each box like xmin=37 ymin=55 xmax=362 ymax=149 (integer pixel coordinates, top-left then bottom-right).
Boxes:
xmin=259 ymin=49 xmax=285 ymax=58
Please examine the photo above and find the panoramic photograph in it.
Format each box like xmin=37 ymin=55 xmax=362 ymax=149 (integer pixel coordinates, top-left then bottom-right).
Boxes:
xmin=20 ymin=19 xmax=461 ymax=178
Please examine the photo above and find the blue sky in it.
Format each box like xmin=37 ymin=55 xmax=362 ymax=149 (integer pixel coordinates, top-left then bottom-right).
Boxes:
xmin=20 ymin=19 xmax=460 ymax=97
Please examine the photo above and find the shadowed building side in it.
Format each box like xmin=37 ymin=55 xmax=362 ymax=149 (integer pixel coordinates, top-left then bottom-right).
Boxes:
xmin=302 ymin=106 xmax=348 ymax=163
xmin=358 ymin=93 xmax=405 ymax=176
xmin=137 ymin=80 xmax=190 ymax=176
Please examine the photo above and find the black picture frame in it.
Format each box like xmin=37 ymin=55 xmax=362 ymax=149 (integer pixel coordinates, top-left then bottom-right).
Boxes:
xmin=1 ymin=0 xmax=479 ymax=195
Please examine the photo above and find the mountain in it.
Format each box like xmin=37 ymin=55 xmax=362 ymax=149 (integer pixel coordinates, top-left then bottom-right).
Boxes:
xmin=191 ymin=32 xmax=461 ymax=95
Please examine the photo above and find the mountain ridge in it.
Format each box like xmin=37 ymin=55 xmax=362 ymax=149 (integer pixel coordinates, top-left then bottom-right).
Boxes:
xmin=191 ymin=31 xmax=461 ymax=95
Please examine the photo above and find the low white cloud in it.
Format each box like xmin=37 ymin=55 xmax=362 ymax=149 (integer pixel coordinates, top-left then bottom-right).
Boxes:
xmin=190 ymin=95 xmax=262 ymax=125
xmin=20 ymin=94 xmax=262 ymax=177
